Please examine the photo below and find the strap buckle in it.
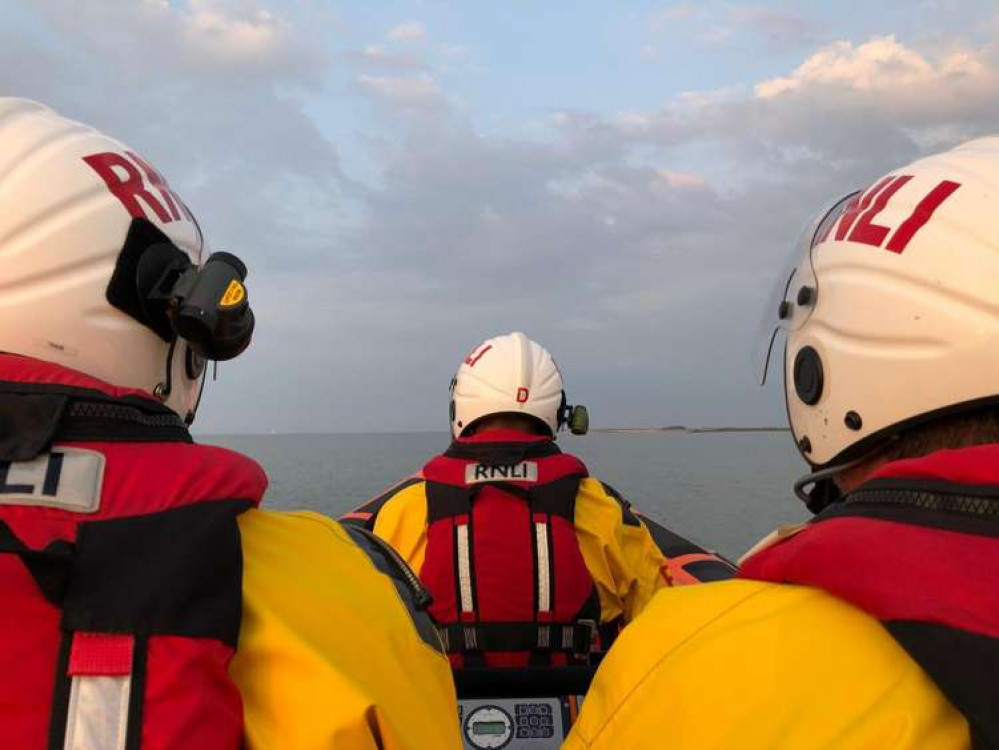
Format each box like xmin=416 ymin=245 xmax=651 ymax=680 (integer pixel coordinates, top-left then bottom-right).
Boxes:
xmin=572 ymin=619 xmax=598 ymax=661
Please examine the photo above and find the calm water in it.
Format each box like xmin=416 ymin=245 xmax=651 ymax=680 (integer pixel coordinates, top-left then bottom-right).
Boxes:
xmin=206 ymin=431 xmax=809 ymax=559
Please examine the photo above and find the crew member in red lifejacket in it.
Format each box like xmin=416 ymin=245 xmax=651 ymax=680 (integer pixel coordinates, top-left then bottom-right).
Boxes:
xmin=565 ymin=138 xmax=999 ymax=750
xmin=0 ymin=99 xmax=460 ymax=750
xmin=344 ymin=332 xmax=733 ymax=669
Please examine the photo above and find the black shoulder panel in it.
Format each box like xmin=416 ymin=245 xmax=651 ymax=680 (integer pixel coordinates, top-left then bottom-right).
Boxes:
xmin=343 ymin=524 xmax=443 ymax=654
xmin=598 ymin=481 xmax=641 ymax=527
xmin=425 ymin=480 xmax=473 ymax=523
xmin=62 ymin=499 xmax=252 ymax=648
xmin=888 ymin=620 xmax=999 ymax=749
xmin=531 ymin=475 xmax=583 ymax=521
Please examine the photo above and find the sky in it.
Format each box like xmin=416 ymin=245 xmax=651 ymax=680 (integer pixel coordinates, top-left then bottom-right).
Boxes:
xmin=3 ymin=0 xmax=999 ymax=433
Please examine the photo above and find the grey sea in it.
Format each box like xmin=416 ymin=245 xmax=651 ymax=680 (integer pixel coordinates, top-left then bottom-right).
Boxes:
xmin=207 ymin=431 xmax=809 ymax=560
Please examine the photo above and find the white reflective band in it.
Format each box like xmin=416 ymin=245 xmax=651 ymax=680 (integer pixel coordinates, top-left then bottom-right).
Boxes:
xmin=63 ymin=675 xmax=130 ymax=750
xmin=535 ymin=522 xmax=551 ymax=613
xmin=456 ymin=523 xmax=474 ymax=614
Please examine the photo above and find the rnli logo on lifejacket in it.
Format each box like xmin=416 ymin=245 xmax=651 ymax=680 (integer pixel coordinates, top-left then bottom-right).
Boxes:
xmin=465 ymin=461 xmax=539 ymax=484
xmin=0 ymin=447 xmax=104 ymax=513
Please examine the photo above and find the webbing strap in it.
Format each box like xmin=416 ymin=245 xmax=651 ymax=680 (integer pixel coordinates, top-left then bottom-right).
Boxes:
xmin=62 ymin=633 xmax=137 ymax=750
xmin=437 ymin=620 xmax=599 ymax=660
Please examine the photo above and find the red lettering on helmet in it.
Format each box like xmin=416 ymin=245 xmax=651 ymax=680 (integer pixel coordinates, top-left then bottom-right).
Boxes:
xmin=125 ymin=150 xmax=183 ymax=222
xmin=885 ymin=180 xmax=961 ymax=254
xmin=834 ymin=176 xmax=893 ymax=242
xmin=83 ymin=152 xmax=172 ymax=224
xmin=848 ymin=175 xmax=912 ymax=248
xmin=831 ymin=176 xmax=961 ymax=255
xmin=465 ymin=344 xmax=493 ymax=367
xmin=517 ymin=387 xmax=529 ymax=403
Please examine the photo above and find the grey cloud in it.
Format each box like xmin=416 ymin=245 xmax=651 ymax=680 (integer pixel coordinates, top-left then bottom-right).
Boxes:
xmin=338 ymin=46 xmax=430 ymax=73
xmin=2 ymin=0 xmax=345 ymax=280
xmin=4 ymin=3 xmax=999 ymax=434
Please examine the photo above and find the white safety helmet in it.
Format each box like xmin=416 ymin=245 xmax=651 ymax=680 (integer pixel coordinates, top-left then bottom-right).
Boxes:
xmin=450 ymin=332 xmax=570 ymax=439
xmin=0 ymin=99 xmax=253 ymax=423
xmin=761 ymin=136 xmax=999 ymax=474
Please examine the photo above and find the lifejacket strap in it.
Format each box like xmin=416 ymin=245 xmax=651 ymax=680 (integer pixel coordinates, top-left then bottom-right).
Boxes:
xmin=437 ymin=620 xmax=599 ymax=660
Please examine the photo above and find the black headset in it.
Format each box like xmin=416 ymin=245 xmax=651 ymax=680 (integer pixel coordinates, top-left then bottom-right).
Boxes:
xmin=106 ymin=219 xmax=255 ymax=421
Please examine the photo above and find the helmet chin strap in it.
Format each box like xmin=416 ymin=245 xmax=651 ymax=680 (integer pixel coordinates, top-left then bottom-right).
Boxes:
xmin=793 ymin=452 xmax=875 ymax=514
xmin=153 ymin=338 xmax=178 ymax=401
xmin=793 ymin=431 xmax=901 ymax=514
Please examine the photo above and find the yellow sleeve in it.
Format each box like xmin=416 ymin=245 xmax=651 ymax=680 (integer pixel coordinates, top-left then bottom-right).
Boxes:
xmin=231 ymin=508 xmax=461 ymax=750
xmin=369 ymin=482 xmax=430 ymax=573
xmin=574 ymin=478 xmax=669 ymax=623
xmin=564 ymin=580 xmax=968 ymax=750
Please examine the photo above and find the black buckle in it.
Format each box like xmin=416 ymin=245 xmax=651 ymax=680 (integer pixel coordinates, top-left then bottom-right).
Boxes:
xmin=573 ymin=619 xmax=597 ymax=661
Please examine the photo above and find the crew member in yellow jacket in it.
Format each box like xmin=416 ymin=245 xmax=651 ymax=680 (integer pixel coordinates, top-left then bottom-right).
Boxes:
xmin=234 ymin=510 xmax=461 ymax=749
xmin=0 ymin=99 xmax=460 ymax=750
xmin=345 ymin=333 xmax=675 ymax=668
xmin=563 ymin=140 xmax=999 ymax=749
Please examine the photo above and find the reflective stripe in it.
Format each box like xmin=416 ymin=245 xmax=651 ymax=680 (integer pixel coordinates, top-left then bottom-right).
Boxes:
xmin=463 ymin=625 xmax=478 ymax=650
xmin=63 ymin=675 xmax=130 ymax=750
xmin=456 ymin=523 xmax=474 ymax=614
xmin=535 ymin=521 xmax=551 ymax=613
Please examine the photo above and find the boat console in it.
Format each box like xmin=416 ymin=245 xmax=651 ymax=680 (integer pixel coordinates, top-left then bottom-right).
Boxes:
xmin=455 ymin=665 xmax=596 ymax=750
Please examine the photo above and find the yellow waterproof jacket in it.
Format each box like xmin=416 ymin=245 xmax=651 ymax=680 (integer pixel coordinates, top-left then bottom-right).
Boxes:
xmin=231 ymin=508 xmax=462 ymax=750
xmin=563 ymin=579 xmax=969 ymax=750
xmin=344 ymin=473 xmax=669 ymax=626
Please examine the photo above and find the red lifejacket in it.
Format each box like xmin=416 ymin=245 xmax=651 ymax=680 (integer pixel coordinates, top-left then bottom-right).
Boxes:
xmin=0 ymin=355 xmax=266 ymax=750
xmin=420 ymin=430 xmax=605 ymax=668
xmin=740 ymin=444 xmax=999 ymax=750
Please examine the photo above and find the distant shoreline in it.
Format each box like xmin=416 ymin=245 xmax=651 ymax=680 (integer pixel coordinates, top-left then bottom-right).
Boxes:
xmin=591 ymin=426 xmax=790 ymax=434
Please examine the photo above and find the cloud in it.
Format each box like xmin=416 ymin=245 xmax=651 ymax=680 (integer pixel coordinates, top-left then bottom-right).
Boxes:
xmin=180 ymin=0 xmax=288 ymax=65
xmin=340 ymin=44 xmax=427 ymax=72
xmin=26 ymin=0 xmax=328 ymax=82
xmin=5 ymin=0 xmax=999 ymax=434
xmin=756 ymin=35 xmax=989 ymax=97
xmin=1 ymin=0 xmax=343 ymax=274
xmin=356 ymin=73 xmax=444 ymax=106
xmin=388 ymin=20 xmax=427 ymax=43
xmin=323 ymin=31 xmax=999 ymax=432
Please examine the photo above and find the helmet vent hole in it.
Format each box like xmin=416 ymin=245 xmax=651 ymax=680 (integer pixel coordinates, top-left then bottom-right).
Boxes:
xmin=793 ymin=346 xmax=824 ymax=405
xmin=798 ymin=436 xmax=812 ymax=453
xmin=844 ymin=411 xmax=863 ymax=431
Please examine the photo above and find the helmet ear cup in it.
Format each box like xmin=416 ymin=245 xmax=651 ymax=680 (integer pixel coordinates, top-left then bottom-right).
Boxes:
xmin=794 ymin=346 xmax=824 ymax=405
xmin=556 ymin=390 xmax=568 ymax=431
xmin=448 ymin=376 xmax=458 ymax=435
xmin=106 ymin=219 xmax=187 ymax=342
